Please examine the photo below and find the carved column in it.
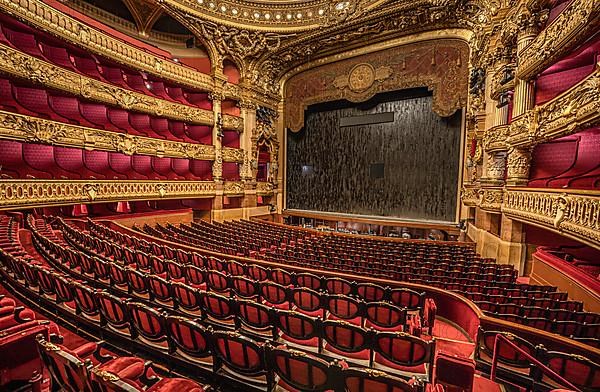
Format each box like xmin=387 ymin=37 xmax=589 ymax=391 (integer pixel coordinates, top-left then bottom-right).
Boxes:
xmin=238 ymin=98 xmax=258 ymax=210
xmin=481 ymin=152 xmax=507 ymax=185
xmin=506 ymin=147 xmax=532 ymax=186
xmin=210 ymin=92 xmax=223 ymax=182
xmin=513 ymin=9 xmax=543 ymax=117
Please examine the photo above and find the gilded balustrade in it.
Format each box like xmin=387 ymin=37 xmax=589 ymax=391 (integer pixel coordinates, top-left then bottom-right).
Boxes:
xmin=503 ymin=188 xmax=600 ymax=248
xmin=0 ymin=180 xmax=216 ymax=210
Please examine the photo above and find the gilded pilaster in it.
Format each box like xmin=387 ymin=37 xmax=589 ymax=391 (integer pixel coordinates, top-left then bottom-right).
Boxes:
xmin=210 ymin=92 xmax=224 ymax=182
xmin=506 ymin=147 xmax=532 ymax=186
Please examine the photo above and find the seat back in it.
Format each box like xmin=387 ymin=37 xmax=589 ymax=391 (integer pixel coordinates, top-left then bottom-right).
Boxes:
xmin=266 ymin=345 xmax=334 ymax=392
xmin=236 ymin=299 xmax=274 ymax=332
xmin=325 ymin=277 xmax=353 ymax=295
xmin=390 ymin=288 xmax=425 ymax=310
xmin=365 ymin=302 xmax=406 ymax=330
xmin=356 ymin=283 xmax=387 ymax=302
xmin=543 ymin=351 xmax=600 ymax=391
xmin=166 ymin=316 xmax=211 ymax=360
xmin=127 ymin=302 xmax=167 ymax=346
xmin=374 ymin=332 xmax=434 ymax=370
xmin=212 ymin=331 xmax=265 ymax=375
xmin=341 ymin=367 xmax=417 ymax=392
xmin=36 ymin=335 xmax=92 ymax=392
xmin=435 ymin=353 xmax=475 ymax=392
xmin=326 ymin=294 xmax=363 ymax=322
xmin=276 ymin=310 xmax=320 ymax=343
xmin=322 ymin=320 xmax=372 ymax=355
xmin=476 ymin=328 xmax=537 ymax=369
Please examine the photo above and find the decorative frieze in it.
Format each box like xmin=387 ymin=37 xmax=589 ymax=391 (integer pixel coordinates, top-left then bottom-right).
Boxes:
xmin=0 ymin=180 xmax=216 ymax=210
xmin=517 ymin=0 xmax=600 ymax=80
xmin=222 ymin=114 xmax=244 ymax=132
xmin=483 ymin=125 xmax=509 ymax=152
xmin=506 ymin=147 xmax=532 ymax=186
xmin=0 ymin=111 xmax=215 ymax=160
xmin=223 ymin=181 xmax=244 ymax=196
xmin=256 ymin=182 xmax=275 ymax=196
xmin=503 ymin=189 xmax=600 ymax=248
xmin=222 ymin=147 xmax=244 ymax=163
xmin=461 ymin=186 xmax=480 ymax=207
xmin=478 ymin=187 xmax=504 ymax=212
xmin=0 ymin=44 xmax=214 ymax=126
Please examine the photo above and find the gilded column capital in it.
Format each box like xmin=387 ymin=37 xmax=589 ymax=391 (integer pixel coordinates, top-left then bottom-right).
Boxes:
xmin=515 ymin=8 xmax=546 ymax=42
xmin=506 ymin=147 xmax=532 ymax=186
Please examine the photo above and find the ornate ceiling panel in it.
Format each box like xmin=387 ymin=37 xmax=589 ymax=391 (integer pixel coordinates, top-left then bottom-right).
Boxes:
xmin=159 ymin=0 xmax=389 ymax=32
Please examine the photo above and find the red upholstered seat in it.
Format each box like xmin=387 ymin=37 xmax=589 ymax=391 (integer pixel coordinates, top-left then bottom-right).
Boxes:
xmin=0 ymin=78 xmax=23 ymax=113
xmin=434 ymin=353 xmax=475 ymax=391
xmin=231 ymin=276 xmax=259 ymax=299
xmin=100 ymin=65 xmax=130 ymax=89
xmin=171 ymin=282 xmax=202 ymax=316
xmin=124 ymin=71 xmax=154 ymax=96
xmin=542 ymin=351 xmax=600 ymax=391
xmin=146 ymin=377 xmax=206 ymax=392
xmin=79 ymin=102 xmax=120 ymax=132
xmin=0 ymin=140 xmax=24 ymax=179
xmin=185 ymin=125 xmax=212 ymax=144
xmin=165 ymin=86 xmax=190 ymax=105
xmin=23 ymin=144 xmax=75 ymax=180
xmin=342 ymin=366 xmax=417 ymax=392
xmin=373 ymin=332 xmax=433 ymax=381
xmin=106 ymin=107 xmax=139 ymax=134
xmin=276 ymin=310 xmax=320 ymax=349
xmin=149 ymin=117 xmax=170 ymax=138
xmin=108 ymin=152 xmax=141 ymax=179
xmin=171 ymin=158 xmax=196 ymax=179
xmin=291 ymin=287 xmax=323 ymax=317
xmin=127 ymin=302 xmax=168 ymax=348
xmin=12 ymin=84 xmax=70 ymax=122
xmin=151 ymin=157 xmax=182 ymax=180
xmin=39 ymin=42 xmax=78 ymax=71
xmin=147 ymin=81 xmax=173 ymax=101
xmin=266 ymin=346 xmax=334 ymax=392
xmin=48 ymin=94 xmax=95 ymax=127
xmin=130 ymin=113 xmax=163 ymax=139
xmin=237 ymin=300 xmax=273 ymax=336
xmin=326 ymin=294 xmax=363 ymax=326
xmin=390 ymin=288 xmax=424 ymax=311
xmin=185 ymin=92 xmax=212 ymax=110
xmin=167 ymin=120 xmax=190 ymax=141
xmin=212 ymin=331 xmax=265 ymax=377
xmin=97 ymin=291 xmax=131 ymax=337
xmin=326 ymin=278 xmax=353 ymax=295
xmin=365 ymin=302 xmax=406 ymax=332
xmin=201 ymin=292 xmax=235 ymax=326
xmin=132 ymin=155 xmax=160 ymax=180
xmin=189 ymin=159 xmax=213 ymax=180
xmin=97 ymin=356 xmax=146 ymax=381
xmin=323 ymin=320 xmax=372 ymax=362
xmin=72 ymin=54 xmax=105 ymax=80
xmin=1 ymin=26 xmax=44 ymax=58
xmin=84 ymin=150 xmax=126 ymax=179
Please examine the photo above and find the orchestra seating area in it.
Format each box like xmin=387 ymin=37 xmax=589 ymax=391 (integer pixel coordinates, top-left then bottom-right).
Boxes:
xmin=145 ymin=219 xmax=599 ymax=343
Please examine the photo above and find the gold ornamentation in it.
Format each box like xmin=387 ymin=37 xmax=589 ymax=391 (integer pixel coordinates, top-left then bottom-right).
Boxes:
xmin=517 ymin=0 xmax=599 ymax=80
xmin=256 ymin=182 xmax=274 ymax=196
xmin=503 ymin=189 xmax=600 ymax=248
xmin=0 ymin=180 xmax=216 ymax=210
xmin=506 ymin=147 xmax=532 ymax=184
xmin=478 ymin=188 xmax=504 ymax=212
xmin=0 ymin=111 xmax=215 ymax=161
xmin=0 ymin=44 xmax=213 ymax=126
xmin=508 ymin=67 xmax=600 ymax=147
xmin=461 ymin=186 xmax=480 ymax=207
xmin=333 ymin=63 xmax=393 ymax=96
xmin=222 ymin=147 xmax=244 ymax=163
xmin=91 ymin=369 xmax=120 ymax=382
xmin=223 ymin=181 xmax=244 ymax=195
xmin=285 ymin=40 xmax=468 ymax=131
xmin=0 ymin=0 xmax=214 ymax=91
xmin=483 ymin=125 xmax=509 ymax=152
xmin=222 ymin=115 xmax=244 ymax=132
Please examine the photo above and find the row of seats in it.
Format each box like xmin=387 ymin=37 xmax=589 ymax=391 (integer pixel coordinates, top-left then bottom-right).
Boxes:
xmin=4 ymin=215 xmax=441 ymax=388
xmin=140 ymin=220 xmax=600 ymax=341
xmin=0 ymin=78 xmax=216 ymax=144
xmin=0 ymin=140 xmax=214 ymax=180
xmin=0 ymin=12 xmax=213 ymax=109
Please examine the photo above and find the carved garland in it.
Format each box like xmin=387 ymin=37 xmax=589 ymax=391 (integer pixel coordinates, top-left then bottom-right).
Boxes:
xmin=0 ymin=111 xmax=215 ymax=161
xmin=0 ymin=180 xmax=216 ymax=210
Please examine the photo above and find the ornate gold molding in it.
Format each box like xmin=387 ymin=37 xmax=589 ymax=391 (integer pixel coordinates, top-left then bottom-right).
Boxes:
xmin=0 ymin=0 xmax=234 ymax=94
xmin=0 ymin=180 xmax=216 ymax=210
xmin=517 ymin=0 xmax=600 ymax=80
xmin=222 ymin=147 xmax=244 ymax=163
xmin=0 ymin=110 xmax=215 ymax=160
xmin=503 ymin=188 xmax=600 ymax=249
xmin=508 ymin=65 xmax=600 ymax=147
xmin=483 ymin=125 xmax=509 ymax=152
xmin=256 ymin=181 xmax=274 ymax=196
xmin=461 ymin=185 xmax=480 ymax=207
xmin=489 ymin=64 xmax=515 ymax=100
xmin=0 ymin=44 xmax=213 ymax=126
xmin=222 ymin=114 xmax=244 ymax=132
xmin=478 ymin=187 xmax=504 ymax=212
xmin=223 ymin=181 xmax=244 ymax=196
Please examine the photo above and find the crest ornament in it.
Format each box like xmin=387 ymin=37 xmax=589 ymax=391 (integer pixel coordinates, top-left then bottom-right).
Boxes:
xmin=84 ymin=184 xmax=99 ymax=201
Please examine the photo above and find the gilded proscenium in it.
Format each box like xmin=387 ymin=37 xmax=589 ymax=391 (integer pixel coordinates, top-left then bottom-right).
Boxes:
xmin=0 ymin=44 xmax=213 ymax=126
xmin=507 ymin=65 xmax=600 ymax=147
xmin=256 ymin=181 xmax=274 ymax=196
xmin=478 ymin=187 xmax=504 ymax=212
xmin=222 ymin=114 xmax=244 ymax=132
xmin=222 ymin=147 xmax=244 ymax=163
xmin=0 ymin=180 xmax=216 ymax=210
xmin=460 ymin=185 xmax=480 ymax=207
xmin=223 ymin=181 xmax=244 ymax=196
xmin=517 ymin=0 xmax=600 ymax=80
xmin=503 ymin=188 xmax=600 ymax=249
xmin=0 ymin=0 xmax=235 ymax=95
xmin=0 ymin=110 xmax=215 ymax=161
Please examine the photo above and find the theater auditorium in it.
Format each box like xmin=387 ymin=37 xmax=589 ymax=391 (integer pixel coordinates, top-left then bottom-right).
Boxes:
xmin=0 ymin=0 xmax=598 ymax=391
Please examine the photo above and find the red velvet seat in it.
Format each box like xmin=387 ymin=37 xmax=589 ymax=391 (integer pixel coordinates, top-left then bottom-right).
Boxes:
xmin=1 ymin=325 xmax=51 ymax=387
xmin=130 ymin=113 xmax=163 ymax=139
xmin=189 ymin=160 xmax=212 ymax=180
xmin=100 ymin=65 xmax=130 ymax=89
xmin=236 ymin=299 xmax=274 ymax=337
xmin=365 ymin=302 xmax=406 ymax=332
xmin=79 ymin=102 xmax=120 ymax=132
xmin=84 ymin=150 xmax=126 ymax=180
xmin=171 ymin=158 xmax=196 ymax=180
xmin=22 ymin=144 xmax=74 ymax=180
xmin=185 ymin=92 xmax=212 ymax=110
xmin=48 ymin=94 xmax=95 ymax=127
xmin=291 ymin=287 xmax=323 ymax=318
xmin=184 ymin=265 xmax=207 ymax=289
xmin=200 ymin=291 xmax=235 ymax=327
xmin=390 ymin=288 xmax=425 ymax=311
xmin=124 ymin=71 xmax=154 ymax=96
xmin=108 ymin=152 xmax=141 ymax=180
xmin=275 ymin=310 xmax=320 ymax=350
xmin=39 ymin=42 xmax=78 ymax=71
xmin=295 ymin=272 xmax=323 ymax=291
xmin=541 ymin=351 xmax=600 ymax=391
xmin=1 ymin=26 xmax=44 ymax=58
xmin=146 ymin=377 xmax=206 ymax=392
xmin=72 ymin=54 xmax=105 ymax=80
xmin=206 ymin=269 xmax=230 ymax=293
xmin=322 ymin=319 xmax=372 ymax=363
xmin=356 ymin=282 xmax=387 ymax=302
xmin=434 ymin=353 xmax=475 ymax=392
xmin=231 ymin=276 xmax=259 ymax=299
xmin=165 ymin=86 xmax=190 ymax=105
xmin=266 ymin=345 xmax=334 ymax=392
xmin=325 ymin=277 xmax=353 ymax=295
xmin=12 ymin=84 xmax=71 ymax=122
xmin=342 ymin=366 xmax=418 ymax=392
xmin=185 ymin=125 xmax=212 ymax=144
xmin=0 ymin=78 xmax=24 ymax=113
xmin=127 ymin=302 xmax=168 ymax=349
xmin=132 ymin=155 xmax=161 ymax=180
xmin=212 ymin=331 xmax=266 ymax=385
xmin=171 ymin=282 xmax=202 ymax=317
xmin=167 ymin=120 xmax=190 ymax=141
xmin=147 ymin=81 xmax=173 ymax=102
xmin=260 ymin=281 xmax=290 ymax=310
xmin=97 ymin=291 xmax=132 ymax=337
xmin=326 ymin=294 xmax=363 ymax=325
xmin=373 ymin=332 xmax=434 ymax=381
xmin=151 ymin=157 xmax=182 ymax=180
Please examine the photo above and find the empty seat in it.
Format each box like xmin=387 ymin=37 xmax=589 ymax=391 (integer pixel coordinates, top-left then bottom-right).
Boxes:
xmin=190 ymin=160 xmax=212 ymax=180
xmin=106 ymin=108 xmax=139 ymax=135
xmin=1 ymin=26 xmax=44 ymax=58
xmin=79 ymin=103 xmax=119 ymax=132
xmin=171 ymin=158 xmax=195 ymax=179
xmin=185 ymin=125 xmax=212 ymax=144
xmin=185 ymin=91 xmax=212 ymax=110
xmin=71 ymin=55 xmax=104 ymax=80
xmin=22 ymin=144 xmax=73 ymax=180
xmin=100 ymin=65 xmax=129 ymax=89
xmin=48 ymin=94 xmax=94 ymax=127
xmin=147 ymin=81 xmax=173 ymax=101
xmin=132 ymin=155 xmax=160 ymax=179
xmin=83 ymin=150 xmax=125 ymax=179
xmin=149 ymin=117 xmax=170 ymax=138
xmin=130 ymin=113 xmax=163 ymax=139
xmin=108 ymin=152 xmax=141 ymax=179
xmin=12 ymin=84 xmax=70 ymax=122
xmin=55 ymin=146 xmax=99 ymax=179
xmin=123 ymin=71 xmax=154 ymax=96
xmin=39 ymin=42 xmax=77 ymax=71
xmin=165 ymin=86 xmax=190 ymax=105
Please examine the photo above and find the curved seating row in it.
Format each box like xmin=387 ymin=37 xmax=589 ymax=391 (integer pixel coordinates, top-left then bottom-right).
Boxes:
xmin=0 ymin=12 xmax=213 ymax=109
xmin=0 ymin=77 xmax=214 ymax=143
xmin=0 ymin=140 xmax=214 ymax=181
